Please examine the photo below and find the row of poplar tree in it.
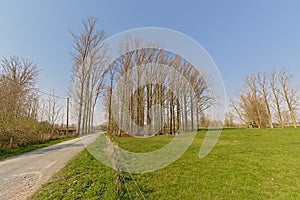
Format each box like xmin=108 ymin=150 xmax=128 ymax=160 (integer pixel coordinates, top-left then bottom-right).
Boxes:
xmin=69 ymin=17 xmax=215 ymax=135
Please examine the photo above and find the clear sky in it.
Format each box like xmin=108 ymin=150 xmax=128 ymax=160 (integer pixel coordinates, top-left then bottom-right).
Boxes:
xmin=1 ymin=0 xmax=300 ymax=121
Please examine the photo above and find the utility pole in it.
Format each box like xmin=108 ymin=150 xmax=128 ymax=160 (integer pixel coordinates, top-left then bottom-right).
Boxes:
xmin=66 ymin=97 xmax=69 ymax=134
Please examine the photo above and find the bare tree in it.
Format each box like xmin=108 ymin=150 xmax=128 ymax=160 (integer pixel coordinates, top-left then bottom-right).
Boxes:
xmin=0 ymin=56 xmax=62 ymax=148
xmin=0 ymin=55 xmax=41 ymax=141
xmin=69 ymin=17 xmax=107 ymax=134
xmin=231 ymin=68 xmax=299 ymax=128
xmin=270 ymin=70 xmax=284 ymax=127
xmin=245 ymin=74 xmax=264 ymax=128
xmin=105 ymin=61 xmax=118 ymax=134
xmin=0 ymin=56 xmax=39 ymax=119
xmin=230 ymin=97 xmax=247 ymax=125
xmin=105 ymin=37 xmax=215 ymax=136
xmin=278 ymin=68 xmax=298 ymax=128
xmin=1 ymin=56 xmax=39 ymax=88
xmin=45 ymin=92 xmax=62 ymax=131
xmin=257 ymin=72 xmax=273 ymax=128
xmin=231 ymin=74 xmax=269 ymax=128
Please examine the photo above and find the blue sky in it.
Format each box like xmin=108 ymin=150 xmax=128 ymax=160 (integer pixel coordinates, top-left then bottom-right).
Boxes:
xmin=1 ymin=0 xmax=300 ymax=111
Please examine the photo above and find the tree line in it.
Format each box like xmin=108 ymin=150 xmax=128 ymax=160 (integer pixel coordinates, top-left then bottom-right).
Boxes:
xmin=3 ymin=16 xmax=295 ymax=149
xmin=106 ymin=43 xmax=214 ymax=136
xmin=230 ymin=68 xmax=299 ymax=128
xmin=69 ymin=17 xmax=215 ymax=136
xmin=68 ymin=17 xmax=108 ymax=135
xmin=0 ymin=56 xmax=70 ymax=149
xmin=0 ymin=16 xmax=216 ymax=149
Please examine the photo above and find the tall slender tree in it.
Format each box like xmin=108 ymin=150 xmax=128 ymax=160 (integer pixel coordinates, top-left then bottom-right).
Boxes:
xmin=278 ymin=68 xmax=299 ymax=128
xmin=257 ymin=72 xmax=273 ymax=128
xmin=69 ymin=17 xmax=107 ymax=134
xmin=270 ymin=70 xmax=284 ymax=127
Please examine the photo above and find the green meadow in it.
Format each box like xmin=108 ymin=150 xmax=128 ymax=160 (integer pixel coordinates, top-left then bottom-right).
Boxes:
xmin=31 ymin=128 xmax=300 ymax=199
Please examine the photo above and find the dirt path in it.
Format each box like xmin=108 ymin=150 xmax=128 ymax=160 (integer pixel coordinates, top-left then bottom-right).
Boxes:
xmin=0 ymin=133 xmax=100 ymax=200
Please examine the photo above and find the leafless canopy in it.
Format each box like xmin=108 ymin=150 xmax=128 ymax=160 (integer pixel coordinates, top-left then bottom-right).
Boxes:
xmin=104 ymin=37 xmax=215 ymax=136
xmin=230 ymin=68 xmax=299 ymax=128
xmin=69 ymin=17 xmax=108 ymax=135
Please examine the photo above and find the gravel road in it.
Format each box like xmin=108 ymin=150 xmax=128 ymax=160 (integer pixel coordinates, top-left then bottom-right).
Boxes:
xmin=0 ymin=133 xmax=101 ymax=200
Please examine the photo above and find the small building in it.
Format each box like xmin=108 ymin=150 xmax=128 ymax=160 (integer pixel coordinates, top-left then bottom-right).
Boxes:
xmin=57 ymin=125 xmax=77 ymax=135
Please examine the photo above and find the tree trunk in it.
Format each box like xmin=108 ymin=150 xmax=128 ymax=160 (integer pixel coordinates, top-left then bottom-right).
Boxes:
xmin=176 ymin=98 xmax=180 ymax=132
xmin=190 ymin=89 xmax=194 ymax=131
xmin=183 ymin=93 xmax=188 ymax=131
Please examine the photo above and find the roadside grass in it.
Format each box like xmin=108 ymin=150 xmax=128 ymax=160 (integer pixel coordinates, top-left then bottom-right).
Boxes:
xmin=0 ymin=137 xmax=76 ymax=160
xmin=30 ymin=149 xmax=118 ymax=200
xmin=31 ymin=128 xmax=300 ymax=199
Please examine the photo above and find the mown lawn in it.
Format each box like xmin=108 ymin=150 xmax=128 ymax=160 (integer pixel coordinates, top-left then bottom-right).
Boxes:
xmin=31 ymin=128 xmax=300 ymax=199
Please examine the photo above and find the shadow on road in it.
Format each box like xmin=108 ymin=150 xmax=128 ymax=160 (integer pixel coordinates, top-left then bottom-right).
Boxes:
xmin=29 ymin=143 xmax=83 ymax=155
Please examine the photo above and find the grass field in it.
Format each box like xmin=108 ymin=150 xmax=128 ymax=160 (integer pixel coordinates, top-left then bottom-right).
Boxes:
xmin=0 ymin=137 xmax=76 ymax=160
xmin=31 ymin=128 xmax=300 ymax=199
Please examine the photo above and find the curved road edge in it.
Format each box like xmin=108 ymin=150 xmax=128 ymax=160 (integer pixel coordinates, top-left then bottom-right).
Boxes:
xmin=0 ymin=132 xmax=101 ymax=200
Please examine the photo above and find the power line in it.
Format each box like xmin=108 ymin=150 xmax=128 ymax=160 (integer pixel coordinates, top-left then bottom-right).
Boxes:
xmin=1 ymin=74 xmax=71 ymax=131
xmin=33 ymin=88 xmax=68 ymax=99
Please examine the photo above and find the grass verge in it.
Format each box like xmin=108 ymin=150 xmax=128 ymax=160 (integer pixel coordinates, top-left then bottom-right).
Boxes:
xmin=30 ymin=149 xmax=117 ymax=200
xmin=30 ymin=128 xmax=300 ymax=199
xmin=0 ymin=137 xmax=76 ymax=160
